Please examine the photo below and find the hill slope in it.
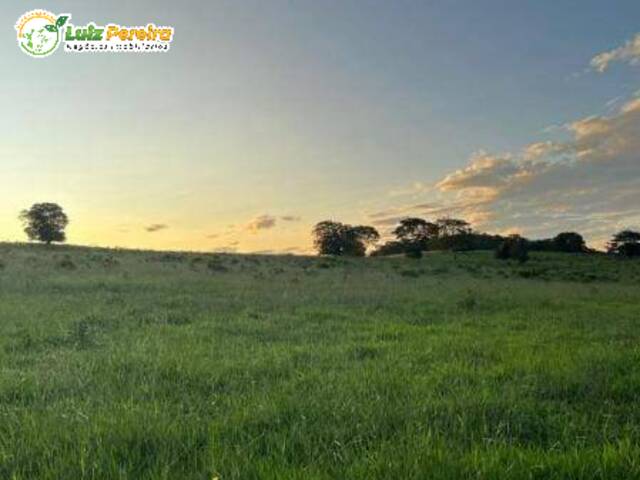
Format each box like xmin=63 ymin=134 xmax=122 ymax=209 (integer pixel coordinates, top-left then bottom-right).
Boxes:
xmin=1 ymin=243 xmax=640 ymax=479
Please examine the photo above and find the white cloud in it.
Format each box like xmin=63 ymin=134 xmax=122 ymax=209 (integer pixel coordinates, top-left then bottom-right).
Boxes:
xmin=379 ymin=96 xmax=640 ymax=247
xmin=591 ymin=33 xmax=640 ymax=72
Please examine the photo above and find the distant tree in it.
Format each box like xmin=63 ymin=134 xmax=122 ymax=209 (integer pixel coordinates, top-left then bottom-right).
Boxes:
xmin=392 ymin=217 xmax=439 ymax=250
xmin=495 ymin=235 xmax=529 ymax=263
xmin=404 ymin=243 xmax=423 ymax=259
xmin=429 ymin=217 xmax=473 ymax=250
xmin=343 ymin=225 xmax=380 ymax=256
xmin=527 ymin=238 xmax=554 ymax=252
xmin=607 ymin=230 xmax=640 ymax=258
xmin=20 ymin=203 xmax=69 ymax=245
xmin=552 ymin=232 xmax=586 ymax=253
xmin=465 ymin=233 xmax=506 ymax=251
xmin=435 ymin=217 xmax=472 ymax=238
xmin=312 ymin=221 xmax=344 ymax=255
xmin=370 ymin=240 xmax=406 ymax=257
xmin=312 ymin=221 xmax=379 ymax=257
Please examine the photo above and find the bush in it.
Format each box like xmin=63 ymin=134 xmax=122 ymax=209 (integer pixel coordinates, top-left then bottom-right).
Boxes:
xmin=496 ymin=236 xmax=529 ymax=263
xmin=608 ymin=230 xmax=640 ymax=258
xmin=617 ymin=242 xmax=640 ymax=258
xmin=207 ymin=259 xmax=229 ymax=273
xmin=57 ymin=256 xmax=77 ymax=270
xmin=405 ymin=245 xmax=423 ymax=259
xmin=102 ymin=256 xmax=119 ymax=268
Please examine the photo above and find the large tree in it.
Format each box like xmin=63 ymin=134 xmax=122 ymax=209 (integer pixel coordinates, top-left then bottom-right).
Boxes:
xmin=431 ymin=217 xmax=473 ymax=250
xmin=392 ymin=217 xmax=438 ymax=249
xmin=552 ymin=232 xmax=586 ymax=253
xmin=20 ymin=203 xmax=69 ymax=245
xmin=495 ymin=235 xmax=529 ymax=263
xmin=435 ymin=217 xmax=472 ymax=237
xmin=312 ymin=221 xmax=379 ymax=256
xmin=607 ymin=230 xmax=640 ymax=258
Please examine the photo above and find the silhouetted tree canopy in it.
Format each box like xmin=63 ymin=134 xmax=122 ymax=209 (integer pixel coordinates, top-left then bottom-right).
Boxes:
xmin=495 ymin=235 xmax=529 ymax=263
xmin=553 ymin=232 xmax=586 ymax=253
xmin=435 ymin=217 xmax=472 ymax=237
xmin=607 ymin=230 xmax=640 ymax=258
xmin=312 ymin=221 xmax=379 ymax=256
xmin=330 ymin=215 xmax=601 ymax=258
xmin=392 ymin=218 xmax=438 ymax=249
xmin=20 ymin=203 xmax=69 ymax=245
xmin=370 ymin=240 xmax=407 ymax=257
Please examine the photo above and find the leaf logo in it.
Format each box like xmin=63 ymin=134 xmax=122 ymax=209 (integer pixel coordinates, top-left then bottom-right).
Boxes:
xmin=44 ymin=15 xmax=69 ymax=33
xmin=15 ymin=11 xmax=70 ymax=58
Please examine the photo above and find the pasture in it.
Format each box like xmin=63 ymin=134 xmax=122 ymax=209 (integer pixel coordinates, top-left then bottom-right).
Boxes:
xmin=1 ymin=243 xmax=639 ymax=479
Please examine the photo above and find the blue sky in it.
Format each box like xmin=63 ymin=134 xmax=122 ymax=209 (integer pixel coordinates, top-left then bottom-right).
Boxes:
xmin=2 ymin=1 xmax=640 ymax=251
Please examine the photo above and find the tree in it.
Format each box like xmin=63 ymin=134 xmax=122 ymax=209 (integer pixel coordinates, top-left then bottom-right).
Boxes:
xmin=435 ymin=217 xmax=472 ymax=238
xmin=312 ymin=221 xmax=344 ymax=256
xmin=346 ymin=225 xmax=380 ymax=256
xmin=312 ymin=221 xmax=379 ymax=256
xmin=495 ymin=235 xmax=529 ymax=263
xmin=20 ymin=203 xmax=69 ymax=245
xmin=552 ymin=232 xmax=586 ymax=253
xmin=430 ymin=217 xmax=473 ymax=250
xmin=607 ymin=230 xmax=640 ymax=258
xmin=392 ymin=217 xmax=438 ymax=250
xmin=404 ymin=244 xmax=423 ymax=259
xmin=370 ymin=240 xmax=406 ymax=257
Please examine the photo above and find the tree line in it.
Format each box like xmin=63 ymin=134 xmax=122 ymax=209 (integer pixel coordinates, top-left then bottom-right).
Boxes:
xmin=312 ymin=217 xmax=640 ymax=260
xmin=11 ymin=202 xmax=640 ymax=259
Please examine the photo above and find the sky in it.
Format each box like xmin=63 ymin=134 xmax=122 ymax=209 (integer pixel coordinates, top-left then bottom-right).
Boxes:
xmin=2 ymin=1 xmax=640 ymax=253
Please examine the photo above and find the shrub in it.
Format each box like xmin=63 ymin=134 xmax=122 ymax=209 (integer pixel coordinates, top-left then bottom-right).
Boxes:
xmin=207 ymin=259 xmax=229 ymax=273
xmin=553 ymin=232 xmax=586 ymax=253
xmin=57 ymin=256 xmax=77 ymax=270
xmin=496 ymin=236 xmax=529 ymax=263
xmin=102 ymin=256 xmax=119 ymax=268
xmin=608 ymin=230 xmax=640 ymax=258
xmin=157 ymin=253 xmax=186 ymax=263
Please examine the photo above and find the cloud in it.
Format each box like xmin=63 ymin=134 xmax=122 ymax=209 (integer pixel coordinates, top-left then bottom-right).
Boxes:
xmin=371 ymin=37 xmax=640 ymax=248
xmin=280 ymin=215 xmax=301 ymax=222
xmin=246 ymin=215 xmax=277 ymax=233
xmin=436 ymin=151 xmax=531 ymax=194
xmin=591 ymin=33 xmax=640 ymax=72
xmin=370 ymin=215 xmax=410 ymax=227
xmin=145 ymin=224 xmax=169 ymax=233
xmin=380 ymin=95 xmax=640 ymax=247
xmin=387 ymin=181 xmax=431 ymax=197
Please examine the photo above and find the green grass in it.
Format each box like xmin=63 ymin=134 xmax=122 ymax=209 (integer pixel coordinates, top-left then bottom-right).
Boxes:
xmin=1 ymin=243 xmax=640 ymax=479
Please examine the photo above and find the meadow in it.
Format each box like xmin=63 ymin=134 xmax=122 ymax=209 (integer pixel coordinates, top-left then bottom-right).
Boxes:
xmin=1 ymin=242 xmax=640 ymax=479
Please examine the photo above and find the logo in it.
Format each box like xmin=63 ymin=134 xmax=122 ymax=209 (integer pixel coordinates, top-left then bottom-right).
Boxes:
xmin=15 ymin=10 xmax=174 ymax=58
xmin=15 ymin=10 xmax=66 ymax=57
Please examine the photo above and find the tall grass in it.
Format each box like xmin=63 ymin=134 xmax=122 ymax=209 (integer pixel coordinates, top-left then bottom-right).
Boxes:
xmin=0 ymin=244 xmax=639 ymax=479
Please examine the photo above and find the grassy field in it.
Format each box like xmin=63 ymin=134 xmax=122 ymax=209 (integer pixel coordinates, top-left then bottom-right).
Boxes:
xmin=1 ymin=243 xmax=640 ymax=479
